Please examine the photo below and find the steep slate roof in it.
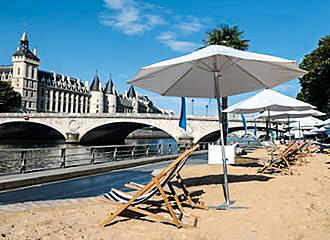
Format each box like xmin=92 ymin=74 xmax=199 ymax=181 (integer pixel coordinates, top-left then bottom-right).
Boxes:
xmin=104 ymin=75 xmax=115 ymax=94
xmin=90 ymin=74 xmax=101 ymax=91
xmin=13 ymin=48 xmax=40 ymax=62
xmin=127 ymin=85 xmax=137 ymax=98
xmin=104 ymin=79 xmax=115 ymax=94
xmin=12 ymin=32 xmax=40 ymax=62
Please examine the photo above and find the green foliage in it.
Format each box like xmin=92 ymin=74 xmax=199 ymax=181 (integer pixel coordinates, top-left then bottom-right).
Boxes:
xmin=204 ymin=24 xmax=249 ymax=50
xmin=297 ymin=35 xmax=330 ymax=115
xmin=0 ymin=81 xmax=21 ymax=112
xmin=203 ymin=24 xmax=249 ymax=143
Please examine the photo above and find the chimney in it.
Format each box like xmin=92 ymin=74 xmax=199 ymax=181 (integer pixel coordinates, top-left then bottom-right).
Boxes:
xmin=33 ymin=48 xmax=37 ymax=56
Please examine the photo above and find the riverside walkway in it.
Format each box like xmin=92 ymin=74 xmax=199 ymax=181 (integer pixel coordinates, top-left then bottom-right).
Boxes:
xmin=0 ymin=153 xmax=207 ymax=206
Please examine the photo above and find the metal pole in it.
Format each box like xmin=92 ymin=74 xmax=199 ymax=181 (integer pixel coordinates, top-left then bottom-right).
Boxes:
xmin=288 ymin=116 xmax=291 ymax=141
xmin=209 ymin=56 xmax=234 ymax=209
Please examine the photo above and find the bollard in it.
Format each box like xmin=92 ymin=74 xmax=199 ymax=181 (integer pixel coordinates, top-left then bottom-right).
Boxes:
xmin=90 ymin=148 xmax=95 ymax=164
xmin=131 ymin=146 xmax=135 ymax=159
xmin=157 ymin=144 xmax=162 ymax=155
xmin=60 ymin=148 xmax=66 ymax=168
xmin=145 ymin=145 xmax=149 ymax=157
xmin=168 ymin=144 xmax=172 ymax=154
xmin=113 ymin=147 xmax=117 ymax=161
xmin=20 ymin=150 xmax=27 ymax=173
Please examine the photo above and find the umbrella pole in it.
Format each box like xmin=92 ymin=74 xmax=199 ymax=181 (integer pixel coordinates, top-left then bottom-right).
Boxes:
xmin=209 ymin=63 xmax=235 ymax=210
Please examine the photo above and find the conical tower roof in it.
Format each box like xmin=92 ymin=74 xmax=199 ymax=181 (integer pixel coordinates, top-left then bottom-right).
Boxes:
xmin=90 ymin=73 xmax=101 ymax=91
xmin=104 ymin=75 xmax=115 ymax=94
xmin=127 ymin=85 xmax=137 ymax=98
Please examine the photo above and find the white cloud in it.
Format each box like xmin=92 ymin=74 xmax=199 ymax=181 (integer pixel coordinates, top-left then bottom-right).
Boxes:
xmin=100 ymin=0 xmax=166 ymax=35
xmin=157 ymin=31 xmax=200 ymax=52
xmin=176 ymin=16 xmax=204 ymax=33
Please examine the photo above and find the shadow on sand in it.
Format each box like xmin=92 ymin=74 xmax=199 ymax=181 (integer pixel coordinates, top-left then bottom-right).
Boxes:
xmin=179 ymin=174 xmax=273 ymax=188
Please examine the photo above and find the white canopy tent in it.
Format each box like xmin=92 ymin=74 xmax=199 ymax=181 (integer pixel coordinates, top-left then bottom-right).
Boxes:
xmin=129 ymin=45 xmax=306 ymax=209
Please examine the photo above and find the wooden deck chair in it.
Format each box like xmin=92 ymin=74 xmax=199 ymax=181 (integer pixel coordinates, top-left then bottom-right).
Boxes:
xmin=312 ymin=141 xmax=330 ymax=153
xmin=124 ymin=148 xmax=208 ymax=214
xmin=258 ymin=141 xmax=297 ymax=175
xmin=98 ymin=145 xmax=199 ymax=228
xmin=287 ymin=141 xmax=310 ymax=165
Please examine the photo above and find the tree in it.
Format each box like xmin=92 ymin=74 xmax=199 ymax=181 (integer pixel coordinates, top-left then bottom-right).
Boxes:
xmin=203 ymin=24 xmax=249 ymax=143
xmin=297 ymin=35 xmax=330 ymax=116
xmin=0 ymin=81 xmax=21 ymax=112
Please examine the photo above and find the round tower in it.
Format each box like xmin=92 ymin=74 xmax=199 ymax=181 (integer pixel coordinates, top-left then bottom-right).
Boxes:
xmin=89 ymin=73 xmax=104 ymax=113
xmin=127 ymin=85 xmax=138 ymax=113
xmin=104 ymin=74 xmax=117 ymax=113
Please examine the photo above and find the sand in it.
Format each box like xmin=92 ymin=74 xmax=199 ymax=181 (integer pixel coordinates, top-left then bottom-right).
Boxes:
xmin=0 ymin=149 xmax=329 ymax=240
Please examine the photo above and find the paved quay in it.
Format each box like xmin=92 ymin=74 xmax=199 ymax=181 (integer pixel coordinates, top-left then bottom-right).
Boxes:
xmin=0 ymin=153 xmax=207 ymax=209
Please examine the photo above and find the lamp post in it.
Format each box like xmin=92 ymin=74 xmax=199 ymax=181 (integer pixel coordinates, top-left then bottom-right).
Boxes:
xmin=206 ymin=104 xmax=208 ymax=116
xmin=191 ymin=99 xmax=194 ymax=115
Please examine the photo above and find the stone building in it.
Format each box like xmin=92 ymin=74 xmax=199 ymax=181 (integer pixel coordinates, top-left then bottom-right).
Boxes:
xmin=0 ymin=32 xmax=163 ymax=114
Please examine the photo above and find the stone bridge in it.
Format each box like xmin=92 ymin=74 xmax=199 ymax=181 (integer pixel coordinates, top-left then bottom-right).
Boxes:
xmin=0 ymin=113 xmax=282 ymax=144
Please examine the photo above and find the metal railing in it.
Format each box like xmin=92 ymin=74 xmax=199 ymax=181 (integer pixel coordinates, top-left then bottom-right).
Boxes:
xmin=0 ymin=142 xmax=209 ymax=175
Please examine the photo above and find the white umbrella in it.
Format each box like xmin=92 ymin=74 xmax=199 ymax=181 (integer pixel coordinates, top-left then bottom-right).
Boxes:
xmin=256 ymin=109 xmax=324 ymax=140
xmin=289 ymin=116 xmax=326 ymax=129
xmin=224 ymin=89 xmax=315 ymax=141
xmin=256 ymin=109 xmax=325 ymax=119
xmin=324 ymin=118 xmax=330 ymax=125
xmin=129 ymin=45 xmax=306 ymax=209
xmin=224 ymin=89 xmax=315 ymax=114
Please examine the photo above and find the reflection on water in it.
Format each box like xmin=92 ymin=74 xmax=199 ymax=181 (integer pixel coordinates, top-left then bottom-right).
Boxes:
xmin=0 ymin=138 xmax=177 ymax=174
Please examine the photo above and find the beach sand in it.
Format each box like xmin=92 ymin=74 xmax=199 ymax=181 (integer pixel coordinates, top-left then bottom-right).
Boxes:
xmin=0 ymin=149 xmax=329 ymax=240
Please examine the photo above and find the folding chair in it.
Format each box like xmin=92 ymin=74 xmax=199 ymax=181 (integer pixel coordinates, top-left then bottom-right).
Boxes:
xmin=258 ymin=141 xmax=298 ymax=175
xmin=98 ymin=145 xmax=200 ymax=228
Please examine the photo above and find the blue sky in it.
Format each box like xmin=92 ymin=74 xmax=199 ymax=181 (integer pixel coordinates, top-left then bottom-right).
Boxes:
xmin=1 ymin=0 xmax=329 ymax=115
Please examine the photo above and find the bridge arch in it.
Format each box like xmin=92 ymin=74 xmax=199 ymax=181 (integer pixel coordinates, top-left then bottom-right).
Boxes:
xmin=0 ymin=121 xmax=66 ymax=142
xmin=196 ymin=126 xmax=281 ymax=143
xmin=79 ymin=120 xmax=177 ymax=144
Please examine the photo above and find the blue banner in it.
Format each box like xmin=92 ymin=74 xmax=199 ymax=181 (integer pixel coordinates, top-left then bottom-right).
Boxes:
xmin=241 ymin=112 xmax=247 ymax=135
xmin=179 ymin=97 xmax=186 ymax=131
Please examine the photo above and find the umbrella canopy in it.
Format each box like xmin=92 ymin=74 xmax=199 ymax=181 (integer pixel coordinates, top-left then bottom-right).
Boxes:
xmin=223 ymin=89 xmax=315 ymax=114
xmin=129 ymin=44 xmax=306 ymax=209
xmin=289 ymin=116 xmax=326 ymax=129
xmin=324 ymin=118 xmax=330 ymax=125
xmin=129 ymin=45 xmax=307 ymax=98
xmin=256 ymin=109 xmax=325 ymax=120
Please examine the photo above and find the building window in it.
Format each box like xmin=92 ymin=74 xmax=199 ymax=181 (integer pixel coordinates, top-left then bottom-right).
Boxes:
xmin=96 ymin=105 xmax=99 ymax=109
xmin=17 ymin=67 xmax=20 ymax=75
xmin=30 ymin=92 xmax=33 ymax=97
xmin=41 ymin=88 xmax=45 ymax=97
xmin=25 ymin=80 xmax=29 ymax=87
xmin=28 ymin=102 xmax=32 ymax=108
xmin=25 ymin=91 xmax=28 ymax=97
xmin=96 ymin=110 xmax=99 ymax=113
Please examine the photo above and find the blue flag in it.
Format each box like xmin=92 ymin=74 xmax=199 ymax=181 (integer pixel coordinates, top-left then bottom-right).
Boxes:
xmin=241 ymin=112 xmax=247 ymax=135
xmin=254 ymin=118 xmax=257 ymax=136
xmin=179 ymin=97 xmax=186 ymax=131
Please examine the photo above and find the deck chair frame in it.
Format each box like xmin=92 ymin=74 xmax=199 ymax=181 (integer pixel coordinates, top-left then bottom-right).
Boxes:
xmin=98 ymin=145 xmax=199 ymax=228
